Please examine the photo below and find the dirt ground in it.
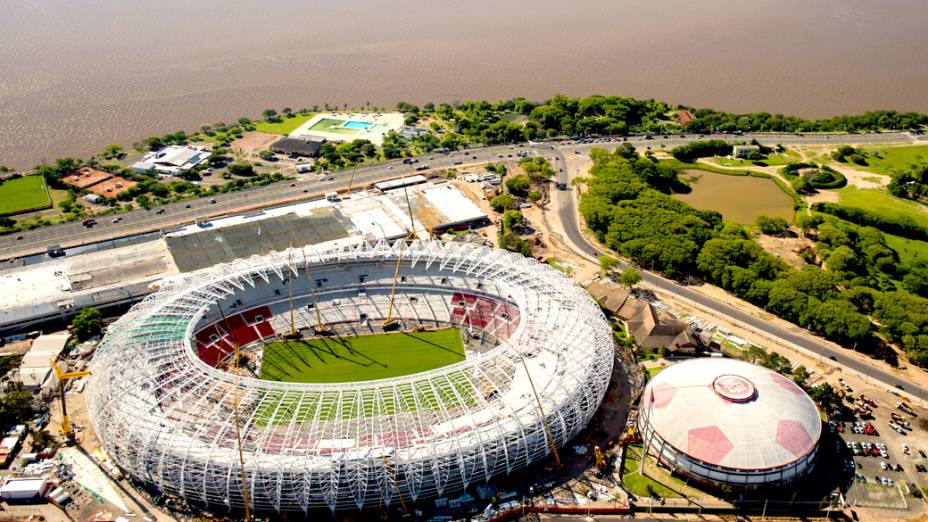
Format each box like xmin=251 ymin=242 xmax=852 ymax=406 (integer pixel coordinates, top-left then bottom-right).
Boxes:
xmin=230 ymin=131 xmax=280 ymax=155
xmin=754 ymin=231 xmax=815 ymax=269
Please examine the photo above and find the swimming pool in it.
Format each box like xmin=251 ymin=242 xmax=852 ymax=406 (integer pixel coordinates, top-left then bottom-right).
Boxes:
xmin=342 ymin=120 xmax=372 ymax=130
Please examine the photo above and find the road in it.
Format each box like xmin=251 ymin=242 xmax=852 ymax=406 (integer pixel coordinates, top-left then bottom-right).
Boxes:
xmin=0 ymin=144 xmax=525 ymax=260
xmin=1 ymin=132 xmax=915 ymax=262
xmin=547 ymin=133 xmax=928 ymax=402
xmin=3 ymin=129 xmax=926 ymax=399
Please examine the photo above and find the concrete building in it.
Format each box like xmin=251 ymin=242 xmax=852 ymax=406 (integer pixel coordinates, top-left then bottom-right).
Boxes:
xmin=131 ymin=145 xmax=211 ymax=176
xmin=269 ymin=137 xmax=324 ymax=157
xmin=732 ymin=145 xmax=761 ymax=159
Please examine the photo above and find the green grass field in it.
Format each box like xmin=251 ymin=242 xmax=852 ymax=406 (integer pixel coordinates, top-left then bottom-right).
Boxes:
xmin=621 ymin=445 xmax=702 ymax=499
xmin=307 ymin=117 xmax=364 ymax=135
xmin=254 ymin=329 xmax=475 ymax=423
xmin=833 ymin=186 xmax=928 ymax=226
xmin=858 ymin=145 xmax=928 ymax=176
xmin=886 ymin=234 xmax=928 ymax=266
xmin=260 ymin=328 xmax=465 ymax=383
xmin=253 ymin=113 xmax=316 ymax=135
xmin=0 ymin=176 xmax=50 ymax=215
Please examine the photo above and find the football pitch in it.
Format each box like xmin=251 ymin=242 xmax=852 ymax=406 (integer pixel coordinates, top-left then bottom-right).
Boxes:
xmin=0 ymin=175 xmax=50 ymax=215
xmin=308 ymin=117 xmax=362 ymax=135
xmin=260 ymin=328 xmax=466 ymax=383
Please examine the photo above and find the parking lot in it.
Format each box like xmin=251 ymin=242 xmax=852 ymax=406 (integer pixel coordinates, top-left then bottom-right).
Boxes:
xmin=832 ymin=379 xmax=927 ymax=511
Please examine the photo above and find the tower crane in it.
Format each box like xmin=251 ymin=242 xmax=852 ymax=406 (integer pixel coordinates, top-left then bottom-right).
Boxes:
xmin=49 ymin=359 xmax=91 ymax=443
xmin=301 ymin=246 xmax=333 ymax=335
xmin=380 ymin=239 xmax=406 ymax=331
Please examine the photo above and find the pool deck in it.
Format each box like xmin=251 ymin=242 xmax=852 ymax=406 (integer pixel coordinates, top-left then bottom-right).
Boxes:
xmin=289 ymin=111 xmax=404 ymax=145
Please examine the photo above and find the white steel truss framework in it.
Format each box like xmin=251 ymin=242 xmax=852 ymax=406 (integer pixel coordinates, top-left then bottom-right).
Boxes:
xmin=86 ymin=240 xmax=614 ymax=513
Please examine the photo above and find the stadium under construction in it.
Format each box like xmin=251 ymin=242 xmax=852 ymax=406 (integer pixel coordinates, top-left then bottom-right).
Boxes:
xmin=85 ymin=240 xmax=615 ymax=513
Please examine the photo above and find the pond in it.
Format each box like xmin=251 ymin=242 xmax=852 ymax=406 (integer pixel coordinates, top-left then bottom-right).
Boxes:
xmin=673 ymin=170 xmax=794 ymax=225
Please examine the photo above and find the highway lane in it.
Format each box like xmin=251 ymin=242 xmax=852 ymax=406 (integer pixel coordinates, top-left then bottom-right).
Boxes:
xmin=1 ymin=131 xmax=915 ymax=261
xmin=549 ymin=138 xmax=928 ymax=402
xmin=0 ymin=144 xmax=525 ymax=260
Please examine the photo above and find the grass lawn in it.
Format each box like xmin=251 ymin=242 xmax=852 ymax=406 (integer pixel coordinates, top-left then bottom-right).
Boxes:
xmin=0 ymin=176 xmax=50 ymax=214
xmin=254 ymin=329 xmax=474 ymax=423
xmin=253 ymin=113 xmax=316 ymax=135
xmin=885 ymin=234 xmax=928 ymax=266
xmin=857 ymin=145 xmax=928 ymax=176
xmin=658 ymin=158 xmax=752 ymax=176
xmin=833 ymin=186 xmax=928 ymax=226
xmin=644 ymin=364 xmax=665 ymax=380
xmin=260 ymin=328 xmax=465 ymax=383
xmin=622 ymin=445 xmax=703 ymax=499
xmin=308 ymin=117 xmax=362 ymax=135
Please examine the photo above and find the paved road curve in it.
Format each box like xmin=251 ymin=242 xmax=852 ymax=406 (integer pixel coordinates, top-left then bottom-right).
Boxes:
xmin=549 ymin=133 xmax=928 ymax=402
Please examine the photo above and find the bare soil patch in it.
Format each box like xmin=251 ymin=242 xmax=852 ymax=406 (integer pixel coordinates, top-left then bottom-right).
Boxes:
xmin=230 ymin=132 xmax=280 ymax=154
xmin=755 ymin=232 xmax=815 ymax=270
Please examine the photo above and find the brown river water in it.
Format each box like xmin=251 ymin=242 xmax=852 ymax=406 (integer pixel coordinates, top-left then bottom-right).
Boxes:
xmin=1 ymin=0 xmax=927 ymax=168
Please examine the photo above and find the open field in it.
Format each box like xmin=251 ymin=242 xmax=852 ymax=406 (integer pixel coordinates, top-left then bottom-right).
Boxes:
xmin=832 ymin=186 xmax=928 ymax=225
xmin=260 ymin=328 xmax=465 ymax=383
xmin=0 ymin=176 xmax=50 ymax=215
xmin=858 ymin=145 xmax=928 ymax=176
xmin=253 ymin=113 xmax=316 ymax=135
xmin=711 ymin=149 xmax=801 ymax=167
xmin=886 ymin=234 xmax=928 ymax=266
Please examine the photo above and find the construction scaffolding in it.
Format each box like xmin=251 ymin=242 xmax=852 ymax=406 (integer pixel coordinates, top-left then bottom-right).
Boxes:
xmin=85 ymin=240 xmax=614 ymax=513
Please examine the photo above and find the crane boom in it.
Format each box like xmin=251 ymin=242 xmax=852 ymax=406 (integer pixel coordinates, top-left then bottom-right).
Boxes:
xmin=301 ymin=246 xmax=333 ymax=335
xmin=50 ymin=359 xmax=91 ymax=443
xmin=381 ymin=243 xmax=405 ymax=331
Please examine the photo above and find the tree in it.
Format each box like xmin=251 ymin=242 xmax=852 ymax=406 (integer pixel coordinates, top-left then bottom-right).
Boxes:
xmin=489 ymin=194 xmax=516 ymax=212
xmin=756 ymin=215 xmax=789 ymax=235
xmin=599 ymin=255 xmax=620 ymax=273
xmin=809 ymin=383 xmax=840 ymax=412
xmin=501 ymin=209 xmax=523 ymax=232
xmin=0 ymin=388 xmax=33 ymax=429
xmin=619 ymin=267 xmax=642 ymax=290
xmin=792 ymin=365 xmax=810 ymax=386
xmin=228 ymin=162 xmax=255 ymax=177
xmin=257 ymin=150 xmax=275 ymax=161
xmin=102 ymin=144 xmax=125 ymax=160
xmin=528 ymin=190 xmax=541 ymax=203
xmin=262 ymin=109 xmax=279 ymax=121
xmin=136 ymin=194 xmax=152 ymax=209
xmin=71 ymin=306 xmax=103 ymax=341
xmin=505 ymin=175 xmax=531 ymax=196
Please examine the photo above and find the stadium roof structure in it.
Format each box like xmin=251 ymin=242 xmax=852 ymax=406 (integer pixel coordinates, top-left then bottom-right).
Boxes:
xmin=86 ymin=239 xmax=614 ymax=513
xmin=641 ymin=358 xmax=821 ymax=472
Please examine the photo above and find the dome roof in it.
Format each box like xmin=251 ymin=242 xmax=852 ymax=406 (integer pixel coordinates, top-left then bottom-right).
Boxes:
xmin=642 ymin=358 xmax=821 ymax=471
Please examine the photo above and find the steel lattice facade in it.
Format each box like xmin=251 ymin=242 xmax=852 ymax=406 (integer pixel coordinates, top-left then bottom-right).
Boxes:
xmin=86 ymin=240 xmax=614 ymax=513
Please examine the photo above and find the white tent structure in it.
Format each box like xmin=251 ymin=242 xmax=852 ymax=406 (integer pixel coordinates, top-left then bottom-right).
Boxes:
xmin=86 ymin=240 xmax=614 ymax=513
xmin=639 ymin=358 xmax=822 ymax=490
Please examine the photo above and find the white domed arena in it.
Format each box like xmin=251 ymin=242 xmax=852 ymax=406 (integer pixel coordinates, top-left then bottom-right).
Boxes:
xmin=86 ymin=240 xmax=614 ymax=513
xmin=639 ymin=358 xmax=821 ymax=490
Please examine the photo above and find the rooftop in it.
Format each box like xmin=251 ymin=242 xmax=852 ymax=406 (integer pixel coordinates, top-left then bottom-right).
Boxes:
xmin=643 ymin=358 xmax=822 ymax=470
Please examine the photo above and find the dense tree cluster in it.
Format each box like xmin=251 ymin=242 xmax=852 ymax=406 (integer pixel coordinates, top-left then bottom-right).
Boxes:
xmin=579 ymin=147 xmax=928 ymax=366
xmin=888 ymin=164 xmax=928 ymax=202
xmin=670 ymin=140 xmax=733 ymax=162
xmin=680 ymin=109 xmax=928 ymax=134
xmin=812 ymin=202 xmax=928 ymax=241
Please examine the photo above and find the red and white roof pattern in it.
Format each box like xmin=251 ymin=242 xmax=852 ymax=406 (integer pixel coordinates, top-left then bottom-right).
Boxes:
xmin=643 ymin=358 xmax=821 ymax=470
